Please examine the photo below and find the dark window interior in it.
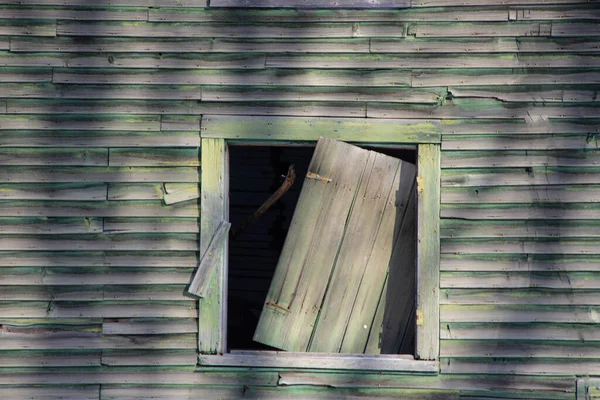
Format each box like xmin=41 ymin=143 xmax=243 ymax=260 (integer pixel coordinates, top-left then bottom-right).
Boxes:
xmin=227 ymin=144 xmax=415 ymax=351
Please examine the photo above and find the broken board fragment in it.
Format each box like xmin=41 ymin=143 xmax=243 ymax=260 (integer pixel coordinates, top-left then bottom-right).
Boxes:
xmin=253 ymin=137 xmax=416 ymax=354
xmin=188 ymin=220 xmax=231 ymax=298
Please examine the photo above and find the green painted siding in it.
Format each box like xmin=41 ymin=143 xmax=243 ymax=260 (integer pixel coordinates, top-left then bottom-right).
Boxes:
xmin=0 ymin=1 xmax=597 ymax=398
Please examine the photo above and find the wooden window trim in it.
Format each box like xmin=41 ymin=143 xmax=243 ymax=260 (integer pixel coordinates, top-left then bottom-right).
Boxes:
xmin=197 ymin=115 xmax=440 ymax=372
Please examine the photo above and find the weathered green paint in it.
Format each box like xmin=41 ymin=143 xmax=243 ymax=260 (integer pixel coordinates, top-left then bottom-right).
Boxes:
xmin=201 ymin=115 xmax=441 ymax=143
xmin=198 ymin=138 xmax=227 ymax=354
xmin=416 ymin=143 xmax=441 ymax=361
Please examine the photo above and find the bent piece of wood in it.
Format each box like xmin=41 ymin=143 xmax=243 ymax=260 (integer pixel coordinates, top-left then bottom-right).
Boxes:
xmin=187 ymin=220 xmax=231 ymax=298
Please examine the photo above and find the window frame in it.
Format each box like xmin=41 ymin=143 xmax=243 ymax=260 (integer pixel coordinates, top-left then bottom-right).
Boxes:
xmin=197 ymin=115 xmax=440 ymax=373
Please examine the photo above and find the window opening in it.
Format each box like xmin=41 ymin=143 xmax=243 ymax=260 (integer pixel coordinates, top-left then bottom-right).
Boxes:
xmin=227 ymin=141 xmax=417 ymax=354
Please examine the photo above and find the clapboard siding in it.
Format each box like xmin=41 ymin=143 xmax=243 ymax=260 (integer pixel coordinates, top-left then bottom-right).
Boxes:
xmin=0 ymin=1 xmax=597 ymax=399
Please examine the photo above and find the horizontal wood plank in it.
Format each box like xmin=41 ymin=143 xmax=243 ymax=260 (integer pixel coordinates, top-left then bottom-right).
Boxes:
xmin=211 ymin=0 xmax=410 ymax=7
xmin=441 ymin=358 xmax=600 ymax=376
xmin=102 ymin=318 xmax=197 ymax=334
xmin=0 ymin=184 xmax=107 ymax=200
xmin=0 ymin=217 xmax=103 ymax=234
xmin=0 ymin=149 xmax=107 ymax=166
xmin=441 ymin=304 xmax=600 ymax=323
xmin=441 ymin=271 xmax=600 ymax=289
xmin=441 ymin=203 xmax=600 ymax=220
xmin=109 ymin=149 xmax=200 ymax=167
xmin=440 ymin=254 xmax=600 ymax=272
xmin=442 ymin=150 xmax=600 ymax=168
xmin=0 ymin=201 xmax=199 ymax=217
xmin=0 ymin=131 xmax=201 ymax=147
xmin=442 ymin=288 xmax=600 ymax=305
xmin=442 ymin=167 xmax=600 ymax=187
xmin=202 ymin=115 xmax=440 ymax=143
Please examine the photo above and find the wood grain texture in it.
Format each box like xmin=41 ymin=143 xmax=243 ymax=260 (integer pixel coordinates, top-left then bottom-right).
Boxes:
xmin=416 ymin=144 xmax=441 ymax=361
xmin=211 ymin=0 xmax=411 ymax=7
xmin=198 ymin=138 xmax=227 ymax=354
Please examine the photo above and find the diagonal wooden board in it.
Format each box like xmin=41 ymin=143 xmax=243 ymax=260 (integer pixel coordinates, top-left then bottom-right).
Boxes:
xmin=254 ymin=137 xmax=416 ymax=353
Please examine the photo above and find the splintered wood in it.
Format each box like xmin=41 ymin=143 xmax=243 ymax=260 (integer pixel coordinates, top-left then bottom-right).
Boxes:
xmin=253 ymin=137 xmax=416 ymax=354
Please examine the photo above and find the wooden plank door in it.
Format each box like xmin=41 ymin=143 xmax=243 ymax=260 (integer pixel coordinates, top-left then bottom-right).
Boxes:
xmin=253 ymin=137 xmax=416 ymax=354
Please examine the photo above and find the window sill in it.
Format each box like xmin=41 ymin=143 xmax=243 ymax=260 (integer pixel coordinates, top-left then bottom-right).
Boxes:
xmin=198 ymin=351 xmax=438 ymax=373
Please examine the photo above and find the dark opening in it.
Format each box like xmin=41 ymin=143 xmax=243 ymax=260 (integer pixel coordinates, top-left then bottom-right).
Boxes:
xmin=227 ymin=144 xmax=416 ymax=352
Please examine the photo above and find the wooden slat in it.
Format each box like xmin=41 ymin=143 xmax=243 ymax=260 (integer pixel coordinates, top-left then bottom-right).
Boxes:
xmin=511 ymin=7 xmax=600 ymax=21
xmin=441 ymin=358 xmax=600 ymax=376
xmin=442 ymin=167 xmax=600 ymax=187
xmin=371 ymin=38 xmax=518 ymax=53
xmin=441 ymin=219 xmax=600 ymax=238
xmin=442 ymin=238 xmax=600 ymax=255
xmin=198 ymin=138 xmax=227 ymax=354
xmin=440 ymin=119 xmax=600 ymax=135
xmin=103 ymin=285 xmax=190 ymax=301
xmin=449 ymin=86 xmax=600 ymax=103
xmin=201 ymin=352 xmax=437 ymax=373
xmin=441 ymin=340 xmax=600 ymax=358
xmin=441 ymin=271 xmax=600 ymax=289
xmin=443 ymin=322 xmax=600 ymax=341
xmin=101 ymin=386 xmax=245 ymax=400
xmin=409 ymin=22 xmax=553 ymax=37
xmin=278 ymin=372 xmax=574 ymax=393
xmin=0 ymin=235 xmax=198 ymax=251
xmin=245 ymin=387 xmax=458 ymax=400
xmin=53 ymin=68 xmax=412 ymax=87
xmin=442 ymin=288 xmax=600 ymax=305
xmin=416 ymin=144 xmax=441 ymax=361
xmin=0 ymin=149 xmax=107 ymax=166
xmin=101 ymin=350 xmax=197 ymax=366
xmin=441 ymin=304 xmax=600 ymax=323
xmin=109 ymin=148 xmax=199 ymax=167
xmin=0 ymin=20 xmax=56 ymax=37
xmin=552 ymin=22 xmax=600 ymax=36
xmin=0 ymin=387 xmax=99 ymax=400
xmin=108 ymin=183 xmax=164 ymax=201
xmin=0 ymin=350 xmax=101 ymax=367
xmin=210 ymin=0 xmax=410 ymax=7
xmin=149 ymin=8 xmax=509 ymax=23
xmin=0 ymin=183 xmax=107 ymax=200
xmin=102 ymin=318 xmax=197 ymax=334
xmin=188 ymin=220 xmax=230 ymax=297
xmin=413 ymin=69 xmax=600 ymax=87
xmin=0 ymin=285 xmax=102 ymax=300
xmin=517 ymin=37 xmax=600 ymax=52
xmin=0 ymin=0 xmax=206 ymax=4
xmin=161 ymin=115 xmax=201 ymax=131
xmin=440 ymin=254 xmax=600 ymax=272
xmin=0 ymin=115 xmax=159 ymax=131
xmin=0 ymin=251 xmax=196 ymax=267
xmin=0 ymin=166 xmax=198 ymax=183
xmin=1 ymin=6 xmax=147 ymax=20
xmin=442 ymin=150 xmax=600 ymax=168
xmin=0 ymin=201 xmax=199 ymax=217
xmin=202 ymin=87 xmax=443 ymax=104
xmin=442 ymin=135 xmax=600 ymax=151
xmin=0 ymin=217 xmax=102 ymax=234
xmin=58 ymin=21 xmax=407 ymax=38
xmin=103 ymin=218 xmax=199 ymax=234
xmin=202 ymin=115 xmax=440 ymax=143
xmin=441 ymin=203 xmax=600 ymax=220
xmin=412 ymin=0 xmax=592 ymax=6
xmin=0 ymin=68 xmax=52 ymax=82
xmin=0 ymin=131 xmax=200 ymax=148
xmin=13 ymin=37 xmax=370 ymax=53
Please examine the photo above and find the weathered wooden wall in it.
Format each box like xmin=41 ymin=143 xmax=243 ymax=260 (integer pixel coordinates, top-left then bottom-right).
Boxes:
xmin=0 ymin=0 xmax=597 ymax=398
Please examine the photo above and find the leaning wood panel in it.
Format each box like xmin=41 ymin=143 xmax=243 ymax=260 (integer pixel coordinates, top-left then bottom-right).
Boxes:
xmin=198 ymin=138 xmax=227 ymax=354
xmin=416 ymin=144 xmax=441 ymax=361
xmin=202 ymin=115 xmax=440 ymax=143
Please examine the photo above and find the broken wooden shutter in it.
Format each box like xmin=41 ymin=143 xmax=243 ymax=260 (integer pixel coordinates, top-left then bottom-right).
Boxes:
xmin=253 ymin=137 xmax=416 ymax=354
